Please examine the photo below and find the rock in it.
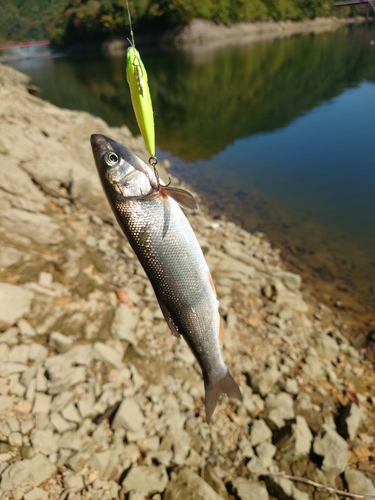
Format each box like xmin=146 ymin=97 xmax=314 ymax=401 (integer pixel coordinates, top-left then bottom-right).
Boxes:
xmin=93 ymin=342 xmax=123 ymax=368
xmin=251 ymin=368 xmax=280 ymax=397
xmin=63 ymin=474 xmax=85 ymax=493
xmin=0 ymin=453 xmax=56 ymax=492
xmin=57 ymin=431 xmax=82 ymax=451
xmin=344 ymin=467 xmax=375 ymax=496
xmin=111 ymin=303 xmax=139 ymax=344
xmin=264 ymin=475 xmax=309 ymax=500
xmin=50 ymin=412 xmax=74 ymax=433
xmin=291 ymin=415 xmax=313 ymax=459
xmin=284 ymin=378 xmax=299 ymax=395
xmin=203 ymin=465 xmax=229 ymax=499
xmin=339 ymin=402 xmax=362 ymax=440
xmin=122 ymin=465 xmax=168 ymax=496
xmin=8 ymin=344 xmax=30 ymax=364
xmin=281 ymin=272 xmax=302 ymax=292
xmin=251 ymin=419 xmax=272 ymax=447
xmin=48 ymin=331 xmax=73 ymax=353
xmin=47 ymin=365 xmax=86 ymax=394
xmin=315 ymin=333 xmax=340 ymax=362
xmin=313 ymin=424 xmax=348 ymax=474
xmin=265 ymin=392 xmax=295 ymax=429
xmin=77 ymin=393 xmax=96 ymax=419
xmin=92 ymin=449 xmax=119 ymax=480
xmin=231 ymin=477 xmax=269 ymax=500
xmin=0 ymin=246 xmax=25 ymax=268
xmin=32 ymin=393 xmax=52 ymax=414
xmin=62 ymin=403 xmax=82 ymax=424
xmin=0 ymin=396 xmax=13 ymax=411
xmin=256 ymin=441 xmax=276 ymax=467
xmin=247 ymin=456 xmax=269 ymax=474
xmin=66 ymin=438 xmax=96 ymax=472
xmin=164 ymin=467 xmax=225 ymax=500
xmin=30 ymin=429 xmax=58 ymax=455
xmin=23 ymin=488 xmax=49 ymax=500
xmin=112 ymin=398 xmax=144 ymax=432
xmin=1 ymin=209 xmax=64 ymax=245
xmin=0 ymin=283 xmax=34 ymax=330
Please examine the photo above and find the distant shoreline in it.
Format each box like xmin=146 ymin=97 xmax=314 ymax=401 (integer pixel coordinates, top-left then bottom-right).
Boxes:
xmin=103 ymin=16 xmax=371 ymax=56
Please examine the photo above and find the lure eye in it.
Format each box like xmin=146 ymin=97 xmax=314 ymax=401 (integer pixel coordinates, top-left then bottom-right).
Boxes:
xmin=104 ymin=151 xmax=120 ymax=167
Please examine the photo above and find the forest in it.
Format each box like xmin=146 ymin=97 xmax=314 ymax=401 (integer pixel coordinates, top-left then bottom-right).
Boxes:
xmin=0 ymin=0 xmax=355 ymax=46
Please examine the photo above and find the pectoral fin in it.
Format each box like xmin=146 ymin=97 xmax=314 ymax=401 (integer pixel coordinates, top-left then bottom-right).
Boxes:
xmin=162 ymin=186 xmax=198 ymax=211
xmin=157 ymin=299 xmax=181 ymax=339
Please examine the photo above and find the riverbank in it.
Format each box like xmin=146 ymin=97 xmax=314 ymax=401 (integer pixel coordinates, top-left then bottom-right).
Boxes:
xmin=1 ymin=63 xmax=375 ymax=499
xmin=102 ymin=16 xmax=370 ymax=56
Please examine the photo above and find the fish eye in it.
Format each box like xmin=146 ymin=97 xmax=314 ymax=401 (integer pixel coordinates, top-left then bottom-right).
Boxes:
xmin=104 ymin=151 xmax=120 ymax=167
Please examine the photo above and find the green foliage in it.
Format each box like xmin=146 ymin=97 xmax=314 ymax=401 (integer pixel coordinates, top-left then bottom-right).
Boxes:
xmin=0 ymin=0 xmax=368 ymax=46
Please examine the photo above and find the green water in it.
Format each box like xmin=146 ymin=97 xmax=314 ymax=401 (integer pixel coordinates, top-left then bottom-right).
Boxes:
xmin=9 ymin=23 xmax=375 ymax=332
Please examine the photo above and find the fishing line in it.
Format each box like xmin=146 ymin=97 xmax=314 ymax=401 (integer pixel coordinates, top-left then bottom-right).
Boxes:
xmin=125 ymin=0 xmax=159 ymax=171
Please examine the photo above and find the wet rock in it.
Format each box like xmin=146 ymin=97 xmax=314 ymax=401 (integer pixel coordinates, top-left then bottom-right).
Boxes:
xmin=0 ymin=452 xmax=56 ymax=492
xmin=344 ymin=467 xmax=375 ymax=495
xmin=0 ymin=283 xmax=34 ymax=330
xmin=313 ymin=424 xmax=348 ymax=474
xmin=122 ymin=465 xmax=168 ymax=496
xmin=112 ymin=398 xmax=144 ymax=432
xmin=164 ymin=467 xmax=225 ymax=500
xmin=231 ymin=477 xmax=269 ymax=500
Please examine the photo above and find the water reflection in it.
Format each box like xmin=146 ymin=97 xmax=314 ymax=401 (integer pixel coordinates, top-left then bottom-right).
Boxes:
xmin=11 ymin=24 xmax=375 ymax=161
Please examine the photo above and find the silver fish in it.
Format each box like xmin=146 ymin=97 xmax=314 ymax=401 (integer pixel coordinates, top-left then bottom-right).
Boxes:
xmin=91 ymin=134 xmax=242 ymax=421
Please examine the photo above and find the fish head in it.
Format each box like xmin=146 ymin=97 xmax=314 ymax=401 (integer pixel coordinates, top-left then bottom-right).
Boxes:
xmin=91 ymin=134 xmax=157 ymax=198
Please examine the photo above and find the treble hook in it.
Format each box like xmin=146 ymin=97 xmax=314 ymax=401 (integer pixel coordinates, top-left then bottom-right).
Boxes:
xmin=148 ymin=156 xmax=172 ymax=189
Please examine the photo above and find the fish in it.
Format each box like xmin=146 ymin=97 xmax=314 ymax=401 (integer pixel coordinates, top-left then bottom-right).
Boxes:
xmin=91 ymin=134 xmax=242 ymax=421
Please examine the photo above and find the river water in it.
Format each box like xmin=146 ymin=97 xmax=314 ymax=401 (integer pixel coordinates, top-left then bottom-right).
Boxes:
xmin=8 ymin=23 xmax=375 ymax=336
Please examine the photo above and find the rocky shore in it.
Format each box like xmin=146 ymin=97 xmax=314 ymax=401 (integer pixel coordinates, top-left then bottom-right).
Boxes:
xmin=0 ymin=63 xmax=375 ymax=500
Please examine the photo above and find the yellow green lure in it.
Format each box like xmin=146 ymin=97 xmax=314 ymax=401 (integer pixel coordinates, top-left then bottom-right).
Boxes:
xmin=126 ymin=2 xmax=155 ymax=158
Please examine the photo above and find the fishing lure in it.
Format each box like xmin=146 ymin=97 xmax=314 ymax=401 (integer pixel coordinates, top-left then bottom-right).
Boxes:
xmin=126 ymin=1 xmax=155 ymax=158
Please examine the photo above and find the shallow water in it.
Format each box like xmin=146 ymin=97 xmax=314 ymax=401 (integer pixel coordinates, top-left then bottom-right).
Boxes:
xmin=8 ymin=22 xmax=375 ymax=334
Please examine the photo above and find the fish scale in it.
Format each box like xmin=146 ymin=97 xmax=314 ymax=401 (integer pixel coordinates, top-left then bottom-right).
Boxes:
xmin=91 ymin=134 xmax=242 ymax=421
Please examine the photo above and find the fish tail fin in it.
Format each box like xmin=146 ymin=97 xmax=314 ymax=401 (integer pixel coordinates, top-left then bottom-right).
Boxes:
xmin=205 ymin=370 xmax=242 ymax=423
